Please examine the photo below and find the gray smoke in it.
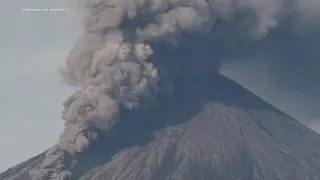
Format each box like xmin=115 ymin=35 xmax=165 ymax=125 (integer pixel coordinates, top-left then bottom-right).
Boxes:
xmin=31 ymin=0 xmax=320 ymax=179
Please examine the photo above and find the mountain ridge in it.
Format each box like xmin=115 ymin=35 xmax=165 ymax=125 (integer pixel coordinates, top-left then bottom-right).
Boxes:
xmin=2 ymin=74 xmax=320 ymax=180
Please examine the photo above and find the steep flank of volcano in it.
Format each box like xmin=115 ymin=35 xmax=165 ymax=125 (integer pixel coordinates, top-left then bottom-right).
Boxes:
xmin=2 ymin=74 xmax=320 ymax=180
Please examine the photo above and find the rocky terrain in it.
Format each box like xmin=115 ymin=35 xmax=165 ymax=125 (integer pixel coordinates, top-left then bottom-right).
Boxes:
xmin=2 ymin=74 xmax=320 ymax=180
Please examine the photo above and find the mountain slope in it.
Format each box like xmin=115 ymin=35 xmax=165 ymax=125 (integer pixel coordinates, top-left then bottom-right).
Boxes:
xmin=2 ymin=74 xmax=320 ymax=180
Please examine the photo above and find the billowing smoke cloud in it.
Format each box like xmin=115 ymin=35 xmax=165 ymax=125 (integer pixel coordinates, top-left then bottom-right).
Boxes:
xmin=31 ymin=0 xmax=320 ymax=179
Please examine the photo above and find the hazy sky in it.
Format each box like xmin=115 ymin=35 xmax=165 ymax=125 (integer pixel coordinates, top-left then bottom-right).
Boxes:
xmin=0 ymin=0 xmax=79 ymax=171
xmin=221 ymin=62 xmax=320 ymax=131
xmin=0 ymin=0 xmax=320 ymax=173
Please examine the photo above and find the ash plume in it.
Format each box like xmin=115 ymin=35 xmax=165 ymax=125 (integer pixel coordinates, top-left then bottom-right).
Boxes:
xmin=31 ymin=0 xmax=320 ymax=179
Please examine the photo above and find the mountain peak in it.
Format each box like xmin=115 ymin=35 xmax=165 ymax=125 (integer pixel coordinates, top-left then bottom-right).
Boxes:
xmin=2 ymin=74 xmax=320 ymax=180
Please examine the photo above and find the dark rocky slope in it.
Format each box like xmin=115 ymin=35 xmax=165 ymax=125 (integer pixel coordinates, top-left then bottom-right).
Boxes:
xmin=2 ymin=74 xmax=320 ymax=180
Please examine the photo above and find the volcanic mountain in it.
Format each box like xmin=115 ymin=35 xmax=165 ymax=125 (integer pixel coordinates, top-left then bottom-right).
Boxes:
xmin=2 ymin=73 xmax=320 ymax=180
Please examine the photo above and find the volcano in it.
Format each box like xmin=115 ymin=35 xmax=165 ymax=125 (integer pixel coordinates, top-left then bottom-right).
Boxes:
xmin=2 ymin=74 xmax=320 ymax=180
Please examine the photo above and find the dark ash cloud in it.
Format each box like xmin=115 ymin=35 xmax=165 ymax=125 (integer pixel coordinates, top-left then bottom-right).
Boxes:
xmin=31 ymin=0 xmax=320 ymax=179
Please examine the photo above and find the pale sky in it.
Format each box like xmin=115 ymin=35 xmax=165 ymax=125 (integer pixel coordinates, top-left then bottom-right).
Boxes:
xmin=0 ymin=0 xmax=80 ymax=171
xmin=1 ymin=0 xmax=320 ymax=173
